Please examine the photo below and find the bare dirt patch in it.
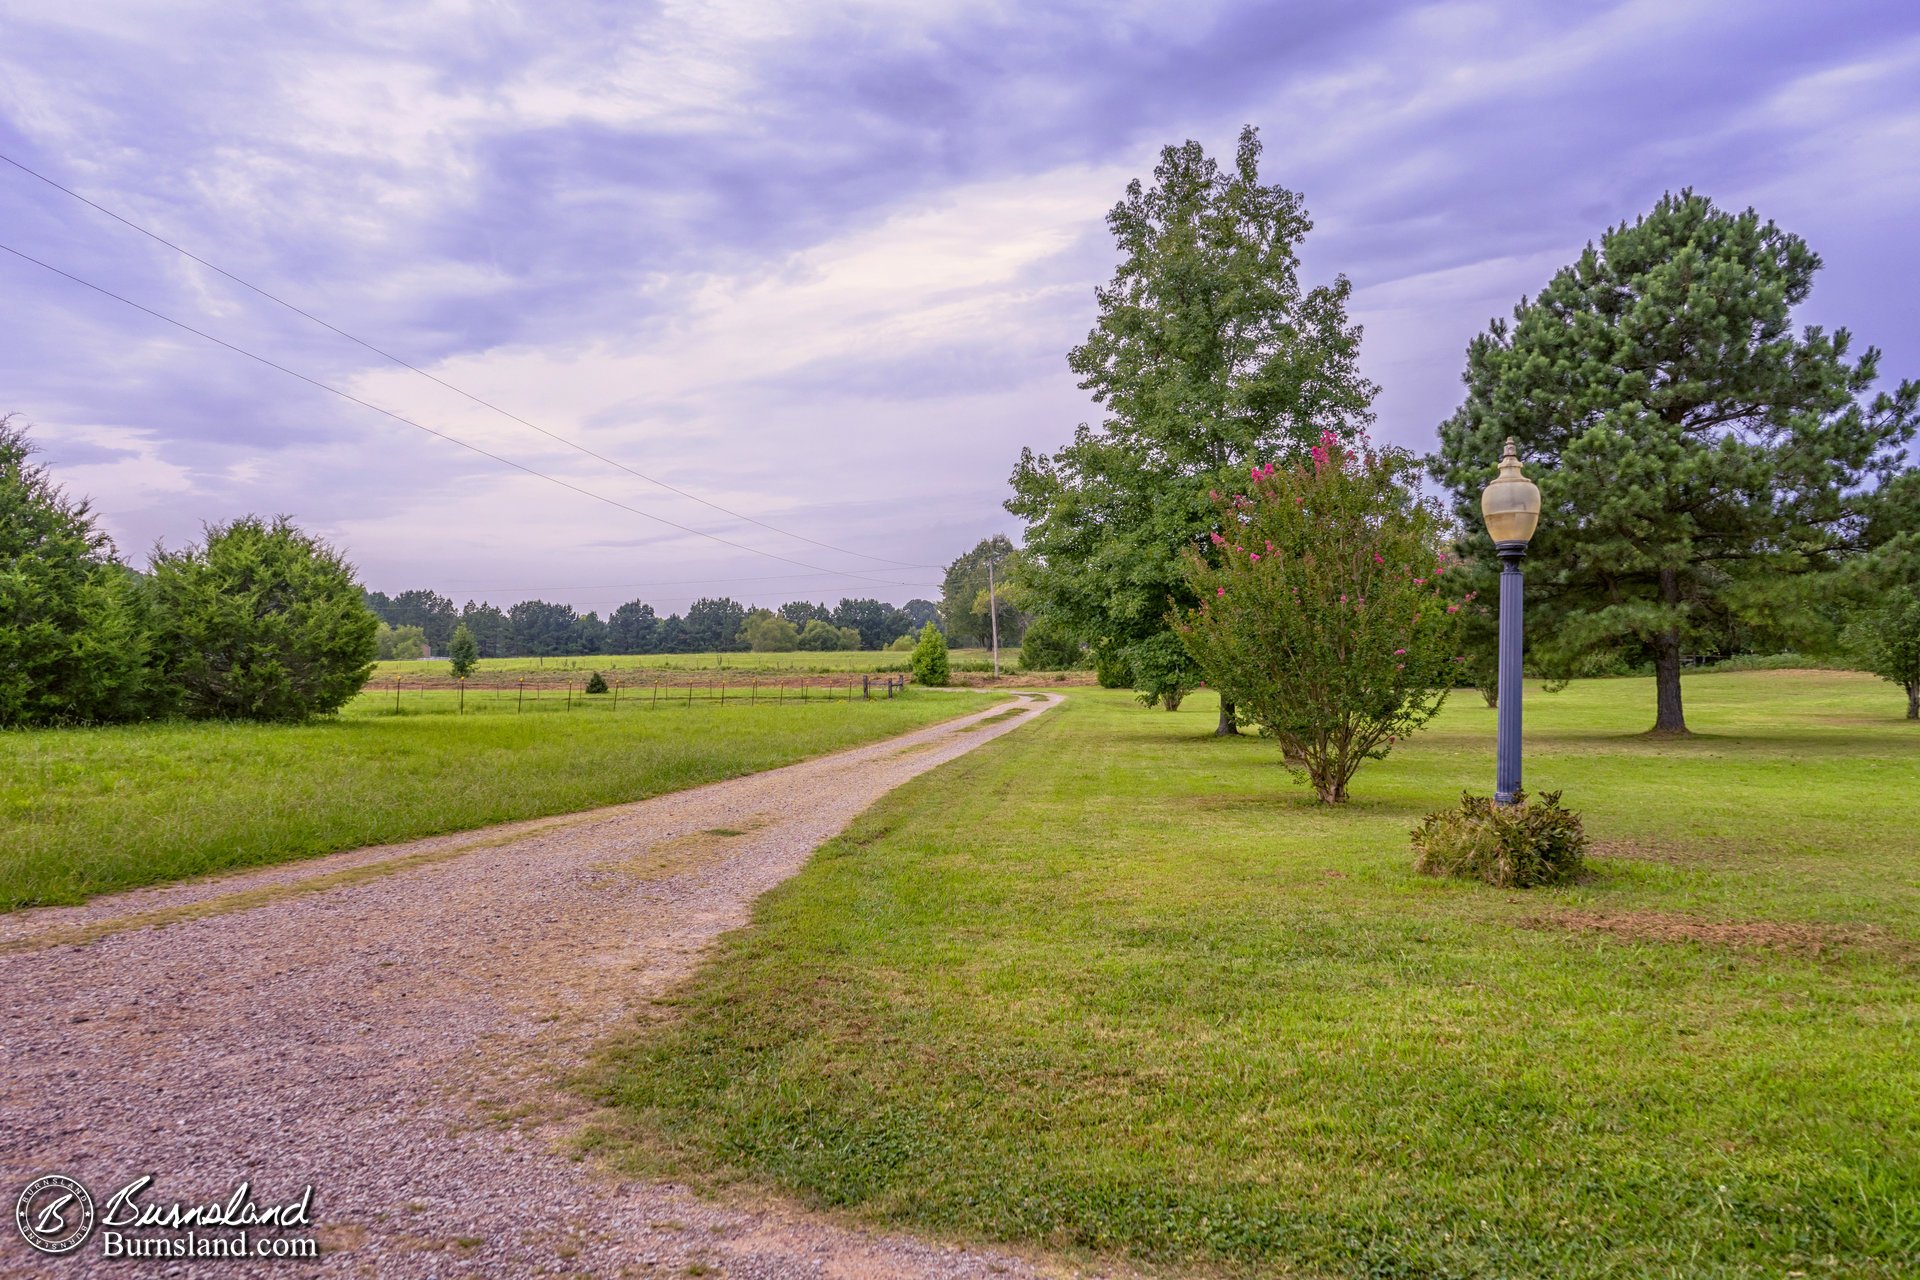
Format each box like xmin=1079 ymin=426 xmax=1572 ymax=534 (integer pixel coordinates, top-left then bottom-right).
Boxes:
xmin=1524 ymin=909 xmax=1911 ymax=960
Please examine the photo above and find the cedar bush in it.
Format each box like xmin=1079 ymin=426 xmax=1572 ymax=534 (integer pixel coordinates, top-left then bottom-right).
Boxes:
xmin=585 ymin=670 xmax=609 ymax=694
xmin=1411 ymin=789 xmax=1589 ymax=888
xmin=0 ymin=417 xmax=158 ymax=726
xmin=910 ymin=622 xmax=949 ymax=686
xmin=147 ymin=515 xmax=377 ymax=721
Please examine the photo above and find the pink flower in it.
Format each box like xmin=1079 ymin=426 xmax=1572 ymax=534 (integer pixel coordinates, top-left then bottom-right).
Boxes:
xmin=1373 ymin=553 xmax=1384 ymax=564
xmin=1250 ymin=553 xmax=1260 ymax=562
xmin=1446 ymin=604 xmax=1460 ymax=614
xmin=1393 ymin=648 xmax=1406 ymax=656
xmin=1209 ymin=531 xmax=1224 ymax=545
xmin=1265 ymin=541 xmax=1274 ymax=553
xmin=1414 ymin=578 xmax=1426 ymax=586
xmin=1217 ymin=587 xmax=1226 ymax=598
xmin=1339 ymin=594 xmax=1348 ymax=604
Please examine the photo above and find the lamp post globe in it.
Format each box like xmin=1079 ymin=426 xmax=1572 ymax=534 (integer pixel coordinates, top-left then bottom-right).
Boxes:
xmin=1480 ymin=438 xmax=1541 ymax=805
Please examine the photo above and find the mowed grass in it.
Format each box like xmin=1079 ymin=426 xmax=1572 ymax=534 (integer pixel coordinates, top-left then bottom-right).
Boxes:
xmin=369 ymin=648 xmax=995 ymax=681
xmin=0 ymin=688 xmax=1000 ymax=910
xmin=586 ymin=670 xmax=1920 ymax=1279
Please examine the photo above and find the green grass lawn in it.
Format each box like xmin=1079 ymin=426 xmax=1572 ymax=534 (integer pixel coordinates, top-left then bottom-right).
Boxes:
xmin=586 ymin=670 xmax=1920 ymax=1279
xmin=369 ymin=647 xmax=996 ymax=681
xmin=0 ymin=687 xmax=1000 ymax=910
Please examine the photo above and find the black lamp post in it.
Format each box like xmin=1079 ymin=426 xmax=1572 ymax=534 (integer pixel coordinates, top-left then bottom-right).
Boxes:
xmin=1480 ymin=438 xmax=1542 ymax=805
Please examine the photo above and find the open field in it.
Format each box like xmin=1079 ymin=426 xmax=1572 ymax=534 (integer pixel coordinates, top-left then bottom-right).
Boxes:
xmin=0 ymin=687 xmax=1001 ymax=911
xmin=369 ymin=648 xmax=999 ymax=682
xmin=588 ymin=670 xmax=1920 ymax=1279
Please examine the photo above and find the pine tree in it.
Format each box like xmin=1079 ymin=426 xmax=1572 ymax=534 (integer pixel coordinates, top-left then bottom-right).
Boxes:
xmin=1432 ymin=192 xmax=1917 ymax=734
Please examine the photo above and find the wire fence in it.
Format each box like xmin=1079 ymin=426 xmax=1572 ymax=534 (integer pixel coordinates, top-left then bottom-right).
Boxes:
xmin=355 ymin=674 xmax=913 ymax=716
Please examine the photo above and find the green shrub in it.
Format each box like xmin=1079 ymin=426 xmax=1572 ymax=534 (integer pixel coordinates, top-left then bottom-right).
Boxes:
xmin=585 ymin=670 xmax=609 ymax=694
xmin=1093 ymin=643 xmax=1133 ymax=689
xmin=1411 ymin=789 xmax=1588 ymax=888
xmin=1018 ymin=615 xmax=1083 ymax=671
xmin=1126 ymin=630 xmax=1198 ymax=710
xmin=887 ymin=634 xmax=915 ymax=651
xmin=910 ymin=622 xmax=949 ymax=686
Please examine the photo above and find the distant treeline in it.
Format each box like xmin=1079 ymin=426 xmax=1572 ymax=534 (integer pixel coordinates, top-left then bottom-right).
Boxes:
xmin=364 ymin=590 xmax=943 ymax=657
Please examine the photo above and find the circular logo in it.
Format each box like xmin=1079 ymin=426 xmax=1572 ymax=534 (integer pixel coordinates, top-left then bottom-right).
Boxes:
xmin=15 ymin=1174 xmax=95 ymax=1256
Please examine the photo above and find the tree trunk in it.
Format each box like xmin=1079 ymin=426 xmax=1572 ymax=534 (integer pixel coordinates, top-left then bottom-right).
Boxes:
xmin=1215 ymin=698 xmax=1239 ymax=736
xmin=1650 ymin=628 xmax=1689 ymax=735
xmin=1907 ymin=681 xmax=1918 ymax=721
xmin=1648 ymin=567 xmax=1689 ymax=736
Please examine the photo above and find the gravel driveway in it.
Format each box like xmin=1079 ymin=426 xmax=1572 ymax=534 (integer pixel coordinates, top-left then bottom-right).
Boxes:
xmin=1 ymin=693 xmax=1090 ymax=1278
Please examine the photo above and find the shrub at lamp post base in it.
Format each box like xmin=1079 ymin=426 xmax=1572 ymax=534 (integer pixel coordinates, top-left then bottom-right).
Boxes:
xmin=1495 ymin=540 xmax=1526 ymax=805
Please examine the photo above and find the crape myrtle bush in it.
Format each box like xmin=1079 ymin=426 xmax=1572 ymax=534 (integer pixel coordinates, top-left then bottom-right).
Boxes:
xmin=1178 ymin=434 xmax=1467 ymax=803
xmin=1412 ymin=789 xmax=1589 ymax=888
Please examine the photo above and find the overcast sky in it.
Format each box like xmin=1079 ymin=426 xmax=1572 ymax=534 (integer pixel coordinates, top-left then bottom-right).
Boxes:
xmin=2 ymin=0 xmax=1916 ymax=614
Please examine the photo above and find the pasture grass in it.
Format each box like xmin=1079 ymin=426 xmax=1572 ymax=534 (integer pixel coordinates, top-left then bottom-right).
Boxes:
xmin=586 ymin=670 xmax=1920 ymax=1279
xmin=0 ymin=688 xmax=1000 ymax=910
xmin=369 ymin=648 xmax=996 ymax=681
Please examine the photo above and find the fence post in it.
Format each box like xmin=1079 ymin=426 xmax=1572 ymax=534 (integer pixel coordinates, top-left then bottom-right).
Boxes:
xmin=518 ymin=680 xmax=525 ymax=713
xmin=751 ymin=681 xmax=757 ymax=705
xmin=653 ymin=680 xmax=659 ymax=707
xmin=686 ymin=683 xmax=693 ymax=706
xmin=720 ymin=681 xmax=726 ymax=705
xmin=862 ymin=674 xmax=870 ymax=700
xmin=567 ymin=681 xmax=573 ymax=711
xmin=394 ymin=678 xmax=401 ymax=714
xmin=614 ymin=682 xmax=620 ymax=710
xmin=458 ymin=676 xmax=465 ymax=715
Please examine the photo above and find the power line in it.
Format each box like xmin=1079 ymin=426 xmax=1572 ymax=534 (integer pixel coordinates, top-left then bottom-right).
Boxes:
xmin=0 ymin=150 xmax=942 ymax=571
xmin=0 ymin=239 xmax=940 ymax=591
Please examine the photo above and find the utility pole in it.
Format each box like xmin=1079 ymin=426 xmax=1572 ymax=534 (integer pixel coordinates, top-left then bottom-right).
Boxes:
xmin=987 ymin=559 xmax=1000 ymax=677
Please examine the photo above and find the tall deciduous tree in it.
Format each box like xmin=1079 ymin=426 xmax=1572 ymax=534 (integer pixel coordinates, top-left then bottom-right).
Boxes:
xmin=1008 ymin=126 xmax=1375 ymax=735
xmin=1433 ymin=191 xmax=1917 ymax=734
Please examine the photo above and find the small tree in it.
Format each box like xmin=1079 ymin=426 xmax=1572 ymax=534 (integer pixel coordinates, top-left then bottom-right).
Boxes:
xmin=584 ymin=669 xmax=610 ymax=695
xmin=740 ymin=610 xmax=801 ymax=652
xmin=795 ymin=618 xmax=843 ymax=652
xmin=1128 ymin=630 xmax=1198 ymax=711
xmin=375 ymin=622 xmax=429 ymax=661
xmin=1848 ymin=589 xmax=1920 ymax=719
xmin=1178 ymin=436 xmax=1465 ymax=802
xmin=910 ymin=622 xmax=950 ymax=686
xmin=448 ymin=622 xmax=479 ymax=677
xmin=147 ymin=515 xmax=378 ymax=721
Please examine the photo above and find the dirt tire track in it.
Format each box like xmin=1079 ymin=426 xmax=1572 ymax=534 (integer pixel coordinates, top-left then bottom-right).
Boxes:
xmin=1 ymin=693 xmax=1091 ymax=1279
